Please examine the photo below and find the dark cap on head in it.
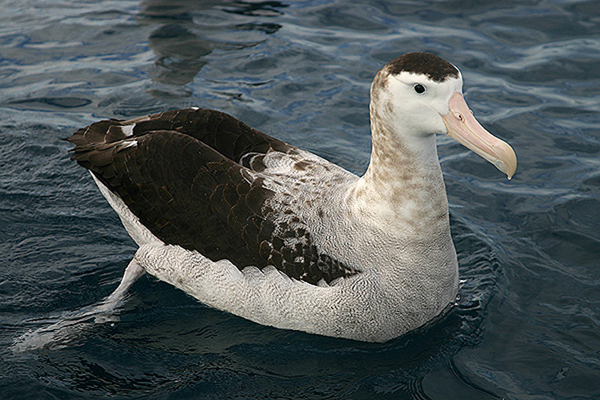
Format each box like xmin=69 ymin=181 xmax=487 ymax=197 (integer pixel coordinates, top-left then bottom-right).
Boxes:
xmin=386 ymin=52 xmax=459 ymax=82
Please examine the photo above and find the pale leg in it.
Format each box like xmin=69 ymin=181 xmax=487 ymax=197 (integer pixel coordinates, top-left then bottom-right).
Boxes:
xmin=94 ymin=258 xmax=146 ymax=319
xmin=12 ymin=259 xmax=146 ymax=352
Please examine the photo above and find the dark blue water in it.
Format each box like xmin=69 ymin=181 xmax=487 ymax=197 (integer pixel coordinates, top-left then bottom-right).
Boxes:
xmin=1 ymin=1 xmax=599 ymax=399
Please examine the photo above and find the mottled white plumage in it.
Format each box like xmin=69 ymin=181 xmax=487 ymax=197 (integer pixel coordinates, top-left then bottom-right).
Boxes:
xmin=71 ymin=53 xmax=516 ymax=342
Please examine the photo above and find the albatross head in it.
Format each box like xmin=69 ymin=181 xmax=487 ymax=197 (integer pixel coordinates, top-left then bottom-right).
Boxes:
xmin=371 ymin=52 xmax=517 ymax=179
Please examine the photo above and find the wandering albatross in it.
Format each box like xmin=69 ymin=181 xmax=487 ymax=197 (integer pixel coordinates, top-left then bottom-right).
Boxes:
xmin=67 ymin=52 xmax=516 ymax=342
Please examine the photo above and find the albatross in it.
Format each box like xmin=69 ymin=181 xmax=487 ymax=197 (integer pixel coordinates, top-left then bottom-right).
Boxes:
xmin=67 ymin=52 xmax=516 ymax=342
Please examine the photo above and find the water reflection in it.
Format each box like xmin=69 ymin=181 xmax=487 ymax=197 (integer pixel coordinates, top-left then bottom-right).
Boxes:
xmin=137 ymin=0 xmax=286 ymax=96
xmin=147 ymin=24 xmax=211 ymax=89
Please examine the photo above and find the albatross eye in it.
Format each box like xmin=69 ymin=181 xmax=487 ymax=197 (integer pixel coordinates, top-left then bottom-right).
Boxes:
xmin=414 ymin=83 xmax=426 ymax=94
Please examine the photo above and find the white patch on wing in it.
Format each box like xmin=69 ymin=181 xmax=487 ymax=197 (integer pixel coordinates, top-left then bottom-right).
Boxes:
xmin=121 ymin=124 xmax=136 ymax=136
xmin=122 ymin=140 xmax=138 ymax=149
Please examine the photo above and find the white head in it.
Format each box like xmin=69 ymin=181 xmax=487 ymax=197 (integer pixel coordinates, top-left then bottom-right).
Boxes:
xmin=371 ymin=52 xmax=516 ymax=179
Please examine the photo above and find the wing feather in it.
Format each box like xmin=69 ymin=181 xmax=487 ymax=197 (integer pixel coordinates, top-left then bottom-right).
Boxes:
xmin=67 ymin=108 xmax=359 ymax=284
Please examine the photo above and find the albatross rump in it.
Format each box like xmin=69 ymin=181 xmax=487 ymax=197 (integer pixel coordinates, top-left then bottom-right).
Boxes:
xmin=68 ymin=52 xmax=516 ymax=342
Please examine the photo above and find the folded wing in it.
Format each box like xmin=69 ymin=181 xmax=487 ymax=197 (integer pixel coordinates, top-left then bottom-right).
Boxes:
xmin=68 ymin=108 xmax=358 ymax=284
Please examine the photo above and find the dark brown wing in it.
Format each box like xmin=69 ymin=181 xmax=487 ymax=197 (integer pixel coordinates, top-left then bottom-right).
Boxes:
xmin=67 ymin=108 xmax=358 ymax=284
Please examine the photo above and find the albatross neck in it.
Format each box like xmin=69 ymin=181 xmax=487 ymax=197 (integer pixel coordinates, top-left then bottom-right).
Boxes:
xmin=349 ymin=106 xmax=450 ymax=238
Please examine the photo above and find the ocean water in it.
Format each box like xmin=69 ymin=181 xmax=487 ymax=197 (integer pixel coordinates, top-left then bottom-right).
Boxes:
xmin=1 ymin=0 xmax=599 ymax=399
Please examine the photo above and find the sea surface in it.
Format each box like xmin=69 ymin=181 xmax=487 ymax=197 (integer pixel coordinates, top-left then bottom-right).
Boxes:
xmin=1 ymin=0 xmax=599 ymax=399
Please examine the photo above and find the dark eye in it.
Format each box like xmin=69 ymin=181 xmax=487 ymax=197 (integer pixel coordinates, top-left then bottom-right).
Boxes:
xmin=414 ymin=83 xmax=426 ymax=94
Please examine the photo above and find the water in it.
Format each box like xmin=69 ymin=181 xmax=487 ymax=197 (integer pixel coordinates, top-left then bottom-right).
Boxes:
xmin=1 ymin=0 xmax=599 ymax=398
